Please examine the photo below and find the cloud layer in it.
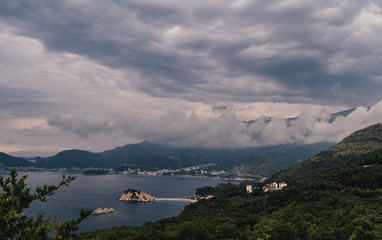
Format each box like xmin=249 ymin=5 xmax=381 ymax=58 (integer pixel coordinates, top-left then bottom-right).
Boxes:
xmin=1 ymin=0 xmax=382 ymax=106
xmin=45 ymin=100 xmax=382 ymax=149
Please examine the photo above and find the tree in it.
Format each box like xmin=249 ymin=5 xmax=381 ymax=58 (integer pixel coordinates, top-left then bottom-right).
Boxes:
xmin=0 ymin=169 xmax=91 ymax=239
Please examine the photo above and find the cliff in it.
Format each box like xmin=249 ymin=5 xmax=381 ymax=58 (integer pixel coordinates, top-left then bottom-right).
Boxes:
xmin=119 ymin=189 xmax=155 ymax=202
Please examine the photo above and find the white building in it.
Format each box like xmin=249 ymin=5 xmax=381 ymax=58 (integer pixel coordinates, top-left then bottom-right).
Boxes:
xmin=246 ymin=185 xmax=253 ymax=193
xmin=263 ymin=182 xmax=288 ymax=192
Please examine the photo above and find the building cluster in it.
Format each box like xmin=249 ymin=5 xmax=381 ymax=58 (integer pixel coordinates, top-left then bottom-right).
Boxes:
xmin=1 ymin=166 xmax=115 ymax=173
xmin=262 ymin=182 xmax=287 ymax=192
xmin=246 ymin=182 xmax=288 ymax=193
xmin=122 ymin=163 xmax=217 ymax=176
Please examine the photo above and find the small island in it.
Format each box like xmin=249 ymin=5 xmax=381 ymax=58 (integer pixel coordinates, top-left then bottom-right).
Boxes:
xmin=119 ymin=189 xmax=155 ymax=202
xmin=92 ymin=207 xmax=115 ymax=215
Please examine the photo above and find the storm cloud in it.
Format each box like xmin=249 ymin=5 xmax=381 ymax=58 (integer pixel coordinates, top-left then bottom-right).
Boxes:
xmin=0 ymin=0 xmax=381 ymax=105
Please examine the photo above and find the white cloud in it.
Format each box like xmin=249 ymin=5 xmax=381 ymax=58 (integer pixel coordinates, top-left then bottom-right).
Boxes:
xmin=40 ymin=99 xmax=382 ymax=151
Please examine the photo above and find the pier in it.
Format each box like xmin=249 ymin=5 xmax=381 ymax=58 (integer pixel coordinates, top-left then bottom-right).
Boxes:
xmin=155 ymin=198 xmax=197 ymax=203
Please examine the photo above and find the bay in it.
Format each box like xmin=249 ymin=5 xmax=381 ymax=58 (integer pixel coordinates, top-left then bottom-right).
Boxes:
xmin=1 ymin=171 xmax=235 ymax=232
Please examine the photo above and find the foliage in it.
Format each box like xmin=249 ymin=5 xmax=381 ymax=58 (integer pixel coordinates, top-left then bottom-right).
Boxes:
xmin=123 ymin=189 xmax=141 ymax=194
xmin=271 ymin=123 xmax=382 ymax=183
xmin=195 ymin=183 xmax=237 ymax=197
xmin=0 ymin=169 xmax=91 ymax=239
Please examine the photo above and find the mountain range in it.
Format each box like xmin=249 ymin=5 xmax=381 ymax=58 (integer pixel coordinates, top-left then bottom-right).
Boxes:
xmin=0 ymin=140 xmax=332 ymax=177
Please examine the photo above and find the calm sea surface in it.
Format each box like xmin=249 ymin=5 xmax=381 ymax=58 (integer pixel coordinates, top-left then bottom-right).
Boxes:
xmin=0 ymin=171 xmax=235 ymax=232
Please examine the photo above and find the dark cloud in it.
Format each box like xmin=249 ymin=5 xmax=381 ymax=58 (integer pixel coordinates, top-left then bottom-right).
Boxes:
xmin=47 ymin=114 xmax=117 ymax=138
xmin=0 ymin=0 xmax=381 ymax=106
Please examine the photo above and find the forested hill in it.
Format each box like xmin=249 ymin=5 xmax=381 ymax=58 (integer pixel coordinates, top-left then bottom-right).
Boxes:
xmin=0 ymin=153 xmax=30 ymax=167
xmin=76 ymin=124 xmax=382 ymax=240
xmin=270 ymin=123 xmax=382 ymax=183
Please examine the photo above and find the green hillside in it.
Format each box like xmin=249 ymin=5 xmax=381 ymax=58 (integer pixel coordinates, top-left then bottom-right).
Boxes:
xmin=75 ymin=124 xmax=382 ymax=240
xmin=270 ymin=123 xmax=382 ymax=182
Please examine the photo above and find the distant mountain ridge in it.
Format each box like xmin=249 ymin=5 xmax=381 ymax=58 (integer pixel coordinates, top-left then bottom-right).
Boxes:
xmin=1 ymin=140 xmax=333 ymax=178
xmin=34 ymin=150 xmax=110 ymax=168
xmin=271 ymin=123 xmax=382 ymax=182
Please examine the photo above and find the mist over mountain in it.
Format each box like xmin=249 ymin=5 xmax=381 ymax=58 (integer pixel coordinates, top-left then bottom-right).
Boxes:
xmin=122 ymin=102 xmax=379 ymax=149
xmin=245 ymin=107 xmax=357 ymax=126
xmin=26 ymin=100 xmax=379 ymax=156
xmin=2 ymin=109 xmax=380 ymax=179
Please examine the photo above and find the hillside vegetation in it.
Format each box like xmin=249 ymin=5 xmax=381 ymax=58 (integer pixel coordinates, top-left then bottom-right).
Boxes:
xmin=271 ymin=123 xmax=382 ymax=182
xmin=0 ymin=153 xmax=30 ymax=167
xmin=76 ymin=124 xmax=382 ymax=240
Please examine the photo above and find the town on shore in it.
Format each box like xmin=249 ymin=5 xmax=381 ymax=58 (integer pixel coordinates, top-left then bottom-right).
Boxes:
xmin=3 ymin=163 xmax=259 ymax=181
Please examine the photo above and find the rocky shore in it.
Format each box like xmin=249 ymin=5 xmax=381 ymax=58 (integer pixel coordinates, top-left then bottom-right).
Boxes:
xmin=92 ymin=207 xmax=115 ymax=215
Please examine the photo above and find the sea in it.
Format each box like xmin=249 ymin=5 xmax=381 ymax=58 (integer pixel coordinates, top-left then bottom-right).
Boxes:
xmin=0 ymin=171 xmax=236 ymax=232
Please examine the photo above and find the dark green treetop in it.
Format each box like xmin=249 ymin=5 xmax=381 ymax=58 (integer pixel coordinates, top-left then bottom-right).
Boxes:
xmin=0 ymin=169 xmax=91 ymax=240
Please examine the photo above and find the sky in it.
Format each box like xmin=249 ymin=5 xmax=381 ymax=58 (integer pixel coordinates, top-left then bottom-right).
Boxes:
xmin=0 ymin=0 xmax=382 ymax=157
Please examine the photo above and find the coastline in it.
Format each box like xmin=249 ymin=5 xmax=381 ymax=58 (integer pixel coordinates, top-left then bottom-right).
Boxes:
xmin=14 ymin=171 xmax=231 ymax=232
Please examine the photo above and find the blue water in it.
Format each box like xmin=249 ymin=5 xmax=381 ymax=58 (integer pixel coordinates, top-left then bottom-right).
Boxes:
xmin=1 ymin=171 xmax=234 ymax=232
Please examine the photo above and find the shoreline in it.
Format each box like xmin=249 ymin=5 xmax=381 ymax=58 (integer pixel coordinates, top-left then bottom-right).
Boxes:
xmin=1 ymin=169 xmax=254 ymax=181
